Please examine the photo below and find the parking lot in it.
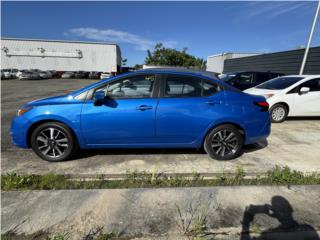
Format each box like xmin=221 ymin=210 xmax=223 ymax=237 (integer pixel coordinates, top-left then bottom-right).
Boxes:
xmin=2 ymin=78 xmax=320 ymax=177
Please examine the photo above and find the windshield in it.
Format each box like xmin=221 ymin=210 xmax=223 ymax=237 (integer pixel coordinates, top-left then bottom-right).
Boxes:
xmin=256 ymin=77 xmax=303 ymax=90
xmin=219 ymin=73 xmax=237 ymax=82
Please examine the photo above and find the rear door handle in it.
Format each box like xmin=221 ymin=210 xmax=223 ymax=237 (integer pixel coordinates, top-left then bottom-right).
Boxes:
xmin=136 ymin=105 xmax=153 ymax=111
xmin=205 ymin=100 xmax=221 ymax=105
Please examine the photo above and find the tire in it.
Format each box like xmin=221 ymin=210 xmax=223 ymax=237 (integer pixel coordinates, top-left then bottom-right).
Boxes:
xmin=204 ymin=124 xmax=244 ymax=160
xmin=270 ymin=104 xmax=288 ymax=123
xmin=30 ymin=122 xmax=78 ymax=162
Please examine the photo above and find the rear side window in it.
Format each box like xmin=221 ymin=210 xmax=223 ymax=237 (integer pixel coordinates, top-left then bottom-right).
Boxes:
xmin=164 ymin=75 xmax=220 ymax=98
xmin=235 ymin=73 xmax=253 ymax=84
xmin=255 ymin=73 xmax=271 ymax=83
xmin=202 ymin=81 xmax=220 ymax=96
xmin=270 ymin=73 xmax=283 ymax=78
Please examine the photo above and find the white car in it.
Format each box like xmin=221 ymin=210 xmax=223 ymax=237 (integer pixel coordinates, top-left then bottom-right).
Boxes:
xmin=100 ymin=72 xmax=112 ymax=79
xmin=244 ymin=75 xmax=320 ymax=123
xmin=2 ymin=68 xmax=18 ymax=79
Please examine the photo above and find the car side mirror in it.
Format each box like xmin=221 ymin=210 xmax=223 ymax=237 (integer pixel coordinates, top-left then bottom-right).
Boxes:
xmin=300 ymin=87 xmax=310 ymax=95
xmin=93 ymin=91 xmax=105 ymax=106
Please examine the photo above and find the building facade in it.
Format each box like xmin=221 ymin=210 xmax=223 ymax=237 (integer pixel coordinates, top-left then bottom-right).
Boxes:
xmin=1 ymin=38 xmax=122 ymax=73
xmin=223 ymin=47 xmax=320 ymax=74
xmin=206 ymin=53 xmax=258 ymax=73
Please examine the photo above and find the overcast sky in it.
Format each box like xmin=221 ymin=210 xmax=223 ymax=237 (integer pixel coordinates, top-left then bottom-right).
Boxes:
xmin=2 ymin=1 xmax=320 ymax=66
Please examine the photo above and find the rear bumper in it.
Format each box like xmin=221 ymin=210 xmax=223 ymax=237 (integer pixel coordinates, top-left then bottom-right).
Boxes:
xmin=244 ymin=113 xmax=271 ymax=145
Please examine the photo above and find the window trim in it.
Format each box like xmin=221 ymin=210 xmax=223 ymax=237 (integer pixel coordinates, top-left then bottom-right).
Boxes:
xmin=159 ymin=73 xmax=222 ymax=99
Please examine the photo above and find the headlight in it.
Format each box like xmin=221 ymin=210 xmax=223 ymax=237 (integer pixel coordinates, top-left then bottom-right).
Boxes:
xmin=264 ymin=94 xmax=274 ymax=99
xmin=17 ymin=107 xmax=33 ymax=116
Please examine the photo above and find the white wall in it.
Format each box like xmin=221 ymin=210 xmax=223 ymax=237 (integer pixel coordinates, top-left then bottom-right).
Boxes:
xmin=1 ymin=38 xmax=121 ymax=72
xmin=207 ymin=53 xmax=258 ymax=73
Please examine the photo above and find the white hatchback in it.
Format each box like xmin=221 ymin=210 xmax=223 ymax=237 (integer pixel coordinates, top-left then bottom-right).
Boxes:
xmin=244 ymin=75 xmax=320 ymax=123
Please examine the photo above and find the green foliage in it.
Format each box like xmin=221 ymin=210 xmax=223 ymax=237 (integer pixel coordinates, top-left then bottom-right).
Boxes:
xmin=145 ymin=43 xmax=206 ymax=70
xmin=133 ymin=64 xmax=143 ymax=70
xmin=2 ymin=166 xmax=320 ymax=191
xmin=121 ymin=58 xmax=127 ymax=66
xmin=1 ymin=231 xmax=65 ymax=240
xmin=266 ymin=165 xmax=320 ymax=185
xmin=48 ymin=235 xmax=65 ymax=240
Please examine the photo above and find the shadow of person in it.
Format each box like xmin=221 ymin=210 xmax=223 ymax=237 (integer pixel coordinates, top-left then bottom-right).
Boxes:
xmin=240 ymin=196 xmax=320 ymax=240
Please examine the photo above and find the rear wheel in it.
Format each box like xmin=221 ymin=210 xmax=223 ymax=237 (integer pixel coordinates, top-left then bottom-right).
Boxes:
xmin=204 ymin=124 xmax=243 ymax=160
xmin=270 ymin=104 xmax=288 ymax=123
xmin=31 ymin=122 xmax=78 ymax=162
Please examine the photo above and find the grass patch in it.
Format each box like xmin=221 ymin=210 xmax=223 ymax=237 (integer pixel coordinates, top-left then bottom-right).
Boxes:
xmin=2 ymin=166 xmax=320 ymax=191
xmin=1 ymin=231 xmax=65 ymax=240
xmin=1 ymin=230 xmax=135 ymax=240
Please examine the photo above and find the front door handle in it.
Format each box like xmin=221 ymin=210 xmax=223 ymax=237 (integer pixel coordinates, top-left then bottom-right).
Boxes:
xmin=205 ymin=100 xmax=221 ymax=105
xmin=136 ymin=105 xmax=153 ymax=111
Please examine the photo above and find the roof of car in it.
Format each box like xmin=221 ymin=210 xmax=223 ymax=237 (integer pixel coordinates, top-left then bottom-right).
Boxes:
xmin=136 ymin=68 xmax=219 ymax=79
xmin=282 ymin=75 xmax=320 ymax=77
xmin=223 ymin=71 xmax=284 ymax=74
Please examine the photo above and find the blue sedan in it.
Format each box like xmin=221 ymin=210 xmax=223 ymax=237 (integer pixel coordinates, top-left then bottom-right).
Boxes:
xmin=11 ymin=69 xmax=270 ymax=161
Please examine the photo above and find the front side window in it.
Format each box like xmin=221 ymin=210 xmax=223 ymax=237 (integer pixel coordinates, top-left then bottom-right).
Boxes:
xmin=97 ymin=74 xmax=155 ymax=99
xmin=164 ymin=75 xmax=220 ymax=98
xmin=298 ymin=78 xmax=320 ymax=92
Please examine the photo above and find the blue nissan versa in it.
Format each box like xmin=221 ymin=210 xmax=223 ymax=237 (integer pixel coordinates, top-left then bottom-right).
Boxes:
xmin=11 ymin=69 xmax=270 ymax=162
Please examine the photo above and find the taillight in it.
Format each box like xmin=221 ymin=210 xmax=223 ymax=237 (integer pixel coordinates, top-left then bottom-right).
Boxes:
xmin=254 ymin=101 xmax=269 ymax=112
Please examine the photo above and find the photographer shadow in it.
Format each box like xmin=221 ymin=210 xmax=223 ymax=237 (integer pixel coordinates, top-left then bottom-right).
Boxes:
xmin=240 ymin=196 xmax=319 ymax=240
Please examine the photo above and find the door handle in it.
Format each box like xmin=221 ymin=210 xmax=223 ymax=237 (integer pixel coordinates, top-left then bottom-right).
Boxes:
xmin=205 ymin=100 xmax=221 ymax=105
xmin=136 ymin=105 xmax=153 ymax=111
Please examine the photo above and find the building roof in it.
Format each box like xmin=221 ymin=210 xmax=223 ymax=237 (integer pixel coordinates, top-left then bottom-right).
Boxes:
xmin=1 ymin=37 xmax=117 ymax=46
xmin=207 ymin=52 xmax=259 ymax=58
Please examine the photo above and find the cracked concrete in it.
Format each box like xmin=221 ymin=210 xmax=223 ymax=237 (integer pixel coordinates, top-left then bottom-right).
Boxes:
xmin=2 ymin=186 xmax=320 ymax=239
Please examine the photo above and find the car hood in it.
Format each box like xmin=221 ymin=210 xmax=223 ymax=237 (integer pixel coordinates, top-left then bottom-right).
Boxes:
xmin=24 ymin=94 xmax=74 ymax=107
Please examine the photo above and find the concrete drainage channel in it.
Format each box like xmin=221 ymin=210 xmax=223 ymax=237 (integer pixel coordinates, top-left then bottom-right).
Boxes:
xmin=2 ymin=185 xmax=320 ymax=240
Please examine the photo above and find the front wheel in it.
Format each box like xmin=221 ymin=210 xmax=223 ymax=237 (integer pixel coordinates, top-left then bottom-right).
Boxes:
xmin=31 ymin=122 xmax=78 ymax=162
xmin=204 ymin=124 xmax=244 ymax=160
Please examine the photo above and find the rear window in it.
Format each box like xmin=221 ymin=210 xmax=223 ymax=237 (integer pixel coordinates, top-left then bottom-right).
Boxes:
xmin=256 ymin=77 xmax=303 ymax=90
xmin=164 ymin=75 xmax=220 ymax=98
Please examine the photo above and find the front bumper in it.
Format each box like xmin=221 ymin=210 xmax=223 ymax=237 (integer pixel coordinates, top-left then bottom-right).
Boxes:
xmin=10 ymin=116 xmax=32 ymax=148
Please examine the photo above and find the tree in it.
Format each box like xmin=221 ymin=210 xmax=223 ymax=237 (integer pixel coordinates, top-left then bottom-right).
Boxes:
xmin=133 ymin=64 xmax=143 ymax=70
xmin=145 ymin=43 xmax=206 ymax=70
xmin=122 ymin=58 xmax=127 ymax=66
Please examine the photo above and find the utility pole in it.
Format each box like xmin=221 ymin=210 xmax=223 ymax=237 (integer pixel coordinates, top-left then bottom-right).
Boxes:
xmin=299 ymin=0 xmax=320 ymax=75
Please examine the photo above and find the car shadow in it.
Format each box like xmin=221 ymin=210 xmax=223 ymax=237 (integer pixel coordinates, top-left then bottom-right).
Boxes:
xmin=71 ymin=140 xmax=268 ymax=161
xmin=286 ymin=116 xmax=320 ymax=121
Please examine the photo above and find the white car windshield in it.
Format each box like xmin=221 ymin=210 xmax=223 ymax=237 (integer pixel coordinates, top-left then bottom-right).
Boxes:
xmin=256 ymin=77 xmax=303 ymax=90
